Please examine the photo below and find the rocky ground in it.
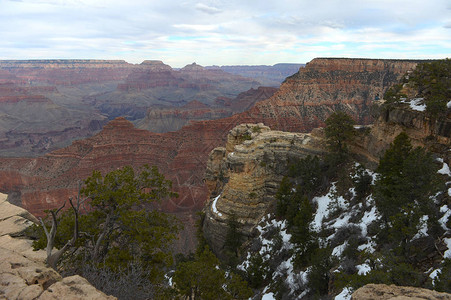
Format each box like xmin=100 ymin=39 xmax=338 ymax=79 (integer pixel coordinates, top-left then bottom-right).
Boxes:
xmin=0 ymin=192 xmax=116 ymax=300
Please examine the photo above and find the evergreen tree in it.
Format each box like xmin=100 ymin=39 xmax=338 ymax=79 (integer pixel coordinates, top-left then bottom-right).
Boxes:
xmin=324 ymin=111 xmax=356 ymax=163
xmin=33 ymin=165 xmax=180 ymax=290
xmin=173 ymin=247 xmax=252 ymax=300
xmin=224 ymin=212 xmax=243 ymax=266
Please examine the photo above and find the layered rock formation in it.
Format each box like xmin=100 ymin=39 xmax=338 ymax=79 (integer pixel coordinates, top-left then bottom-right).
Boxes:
xmin=136 ymin=87 xmax=277 ymax=133
xmin=351 ymin=284 xmax=451 ymax=300
xmin=0 ymin=59 xmax=263 ymax=156
xmin=243 ymin=58 xmax=422 ymax=132
xmin=0 ymin=192 xmax=116 ymax=300
xmin=203 ymin=124 xmax=327 ymax=254
xmin=355 ymin=101 xmax=451 ymax=166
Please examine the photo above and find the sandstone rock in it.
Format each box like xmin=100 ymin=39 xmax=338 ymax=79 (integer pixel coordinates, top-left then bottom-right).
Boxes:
xmin=0 ymin=194 xmax=116 ymax=300
xmin=0 ymin=216 xmax=35 ymax=238
xmin=203 ymin=123 xmax=327 ymax=255
xmin=39 ymin=275 xmax=116 ymax=300
xmin=351 ymin=284 xmax=451 ymax=300
xmin=0 ymin=235 xmax=46 ymax=263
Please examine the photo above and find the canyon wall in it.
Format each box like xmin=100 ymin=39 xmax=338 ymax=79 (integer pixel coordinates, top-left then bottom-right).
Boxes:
xmin=243 ymin=58 xmax=422 ymax=132
xmin=203 ymin=124 xmax=327 ymax=254
xmin=0 ymin=60 xmax=263 ymax=156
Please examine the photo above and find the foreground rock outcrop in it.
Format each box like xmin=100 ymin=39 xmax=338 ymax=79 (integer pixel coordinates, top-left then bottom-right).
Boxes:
xmin=203 ymin=124 xmax=327 ymax=254
xmin=0 ymin=193 xmax=116 ymax=300
xmin=351 ymin=284 xmax=451 ymax=300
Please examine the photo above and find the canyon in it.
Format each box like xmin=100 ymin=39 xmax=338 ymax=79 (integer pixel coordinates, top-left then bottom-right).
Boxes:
xmin=0 ymin=58 xmax=425 ymax=252
xmin=0 ymin=59 xmax=267 ymax=157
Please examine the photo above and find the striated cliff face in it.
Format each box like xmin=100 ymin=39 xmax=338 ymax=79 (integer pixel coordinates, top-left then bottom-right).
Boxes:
xmin=243 ymin=58 xmax=421 ymax=132
xmin=0 ymin=192 xmax=116 ymax=300
xmin=203 ymin=124 xmax=327 ymax=255
xmin=353 ymin=101 xmax=451 ymax=166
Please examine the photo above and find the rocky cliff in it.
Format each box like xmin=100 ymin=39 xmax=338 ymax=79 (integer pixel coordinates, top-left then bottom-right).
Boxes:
xmin=0 ymin=192 xmax=116 ymax=300
xmin=354 ymin=101 xmax=451 ymax=166
xmin=203 ymin=124 xmax=327 ymax=254
xmin=243 ymin=58 xmax=422 ymax=132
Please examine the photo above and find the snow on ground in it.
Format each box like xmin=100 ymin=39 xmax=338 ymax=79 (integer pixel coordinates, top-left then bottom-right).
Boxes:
xmin=439 ymin=205 xmax=450 ymax=230
xmin=360 ymin=205 xmax=377 ymax=237
xmin=403 ymin=98 xmax=426 ymax=111
xmin=444 ymin=238 xmax=451 ymax=259
xmin=211 ymin=194 xmax=222 ymax=217
xmin=262 ymin=292 xmax=276 ymax=300
xmin=335 ymin=287 xmax=353 ymax=300
xmin=438 ymin=162 xmax=451 ymax=176
xmin=429 ymin=268 xmax=441 ymax=284
xmin=412 ymin=215 xmax=429 ymax=240
xmin=332 ymin=241 xmax=348 ymax=257
xmin=312 ymin=183 xmax=348 ymax=231
xmin=356 ymin=263 xmax=371 ymax=275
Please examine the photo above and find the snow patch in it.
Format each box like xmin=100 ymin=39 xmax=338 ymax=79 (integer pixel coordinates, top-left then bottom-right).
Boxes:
xmin=360 ymin=206 xmax=377 ymax=237
xmin=357 ymin=240 xmax=376 ymax=253
xmin=212 ymin=194 xmax=222 ymax=217
xmin=404 ymin=98 xmax=426 ymax=111
xmin=335 ymin=287 xmax=352 ymax=300
xmin=447 ymin=100 xmax=451 ymax=109
xmin=439 ymin=205 xmax=450 ymax=230
xmin=262 ymin=292 xmax=276 ymax=300
xmin=332 ymin=241 xmax=348 ymax=257
xmin=430 ymin=269 xmax=441 ymax=284
xmin=438 ymin=162 xmax=451 ymax=176
xmin=312 ymin=183 xmax=348 ymax=231
xmin=356 ymin=263 xmax=371 ymax=275
xmin=412 ymin=215 xmax=429 ymax=240
xmin=444 ymin=238 xmax=451 ymax=259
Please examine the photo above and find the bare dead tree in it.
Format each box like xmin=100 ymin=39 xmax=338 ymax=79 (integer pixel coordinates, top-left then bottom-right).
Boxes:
xmin=39 ymin=182 xmax=86 ymax=270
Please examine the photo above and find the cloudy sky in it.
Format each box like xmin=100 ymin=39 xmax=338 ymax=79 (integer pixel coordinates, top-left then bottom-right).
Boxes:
xmin=1 ymin=0 xmax=450 ymax=67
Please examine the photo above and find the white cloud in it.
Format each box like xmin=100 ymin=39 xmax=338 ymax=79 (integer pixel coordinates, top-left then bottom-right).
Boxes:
xmin=195 ymin=3 xmax=221 ymax=14
xmin=0 ymin=0 xmax=449 ymax=67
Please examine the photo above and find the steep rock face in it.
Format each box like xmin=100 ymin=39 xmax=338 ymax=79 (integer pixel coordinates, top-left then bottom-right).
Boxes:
xmin=0 ymin=193 xmax=116 ymax=300
xmin=203 ymin=124 xmax=327 ymax=255
xmin=244 ymin=58 xmax=421 ymax=132
xmin=351 ymin=284 xmax=451 ymax=300
xmin=354 ymin=102 xmax=451 ymax=166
